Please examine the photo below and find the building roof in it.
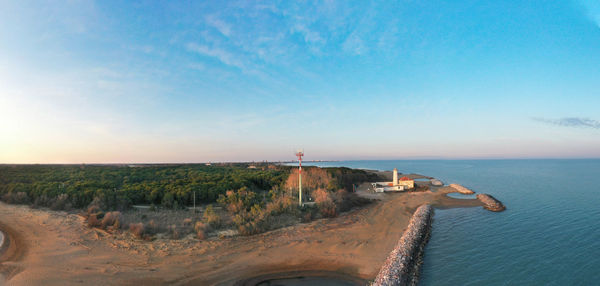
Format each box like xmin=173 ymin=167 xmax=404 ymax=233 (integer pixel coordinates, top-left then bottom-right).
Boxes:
xmin=399 ymin=176 xmax=412 ymax=181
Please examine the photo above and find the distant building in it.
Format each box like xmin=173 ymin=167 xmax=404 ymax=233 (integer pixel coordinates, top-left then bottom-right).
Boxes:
xmin=372 ymin=168 xmax=415 ymax=192
xmin=398 ymin=176 xmax=415 ymax=189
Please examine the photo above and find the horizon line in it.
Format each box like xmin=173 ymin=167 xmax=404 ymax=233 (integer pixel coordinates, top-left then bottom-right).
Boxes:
xmin=1 ymin=157 xmax=599 ymax=165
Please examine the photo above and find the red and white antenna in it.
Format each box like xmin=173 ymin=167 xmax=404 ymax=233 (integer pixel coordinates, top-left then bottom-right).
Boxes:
xmin=295 ymin=149 xmax=304 ymax=206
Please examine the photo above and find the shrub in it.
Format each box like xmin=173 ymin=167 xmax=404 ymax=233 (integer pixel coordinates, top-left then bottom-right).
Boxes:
xmin=146 ymin=220 xmax=159 ymax=235
xmin=168 ymin=224 xmax=180 ymax=239
xmin=313 ymin=188 xmax=337 ymax=218
xmin=197 ymin=229 xmax=206 ymax=240
xmin=203 ymin=205 xmax=222 ymax=228
xmin=89 ymin=196 xmax=107 ymax=212
xmin=50 ymin=194 xmax=70 ymax=211
xmin=217 ymin=187 xmax=259 ymax=215
xmin=87 ymin=205 xmax=102 ymax=216
xmin=1 ymin=192 xmax=30 ymax=205
xmin=195 ymin=221 xmax=208 ymax=240
xmin=87 ymin=214 xmax=101 ymax=227
xmin=101 ymin=211 xmax=122 ymax=229
xmin=265 ymin=196 xmax=294 ymax=215
xmin=32 ymin=195 xmax=51 ymax=209
xmin=129 ymin=223 xmax=145 ymax=238
xmin=302 ymin=211 xmax=313 ymax=222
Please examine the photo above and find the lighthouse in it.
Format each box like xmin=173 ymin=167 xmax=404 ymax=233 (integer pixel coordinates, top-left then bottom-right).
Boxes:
xmin=393 ymin=168 xmax=398 ymax=186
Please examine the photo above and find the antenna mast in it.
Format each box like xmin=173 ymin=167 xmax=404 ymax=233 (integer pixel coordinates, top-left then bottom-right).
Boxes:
xmin=295 ymin=149 xmax=304 ymax=206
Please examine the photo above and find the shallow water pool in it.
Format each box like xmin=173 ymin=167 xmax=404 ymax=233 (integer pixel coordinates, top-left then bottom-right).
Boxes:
xmin=445 ymin=192 xmax=476 ymax=199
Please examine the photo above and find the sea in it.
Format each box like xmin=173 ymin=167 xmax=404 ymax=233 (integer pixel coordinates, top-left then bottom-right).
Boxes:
xmin=301 ymin=159 xmax=600 ymax=285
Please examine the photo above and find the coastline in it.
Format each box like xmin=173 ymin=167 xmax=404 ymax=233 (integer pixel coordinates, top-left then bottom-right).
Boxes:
xmin=0 ymin=167 xmax=499 ymax=285
xmin=373 ymin=205 xmax=433 ymax=286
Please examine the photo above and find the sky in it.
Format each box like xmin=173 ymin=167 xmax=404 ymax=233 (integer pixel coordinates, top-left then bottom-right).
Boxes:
xmin=1 ymin=0 xmax=600 ymax=163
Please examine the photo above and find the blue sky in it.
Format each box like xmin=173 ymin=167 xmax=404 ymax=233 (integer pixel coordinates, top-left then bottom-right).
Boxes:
xmin=1 ymin=0 xmax=600 ymax=163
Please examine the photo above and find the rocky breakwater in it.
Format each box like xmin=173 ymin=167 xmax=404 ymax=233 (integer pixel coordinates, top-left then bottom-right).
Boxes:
xmin=0 ymin=230 xmax=5 ymax=257
xmin=476 ymin=194 xmax=505 ymax=212
xmin=373 ymin=204 xmax=434 ymax=286
xmin=449 ymin=184 xmax=475 ymax=194
xmin=430 ymin=179 xmax=443 ymax=186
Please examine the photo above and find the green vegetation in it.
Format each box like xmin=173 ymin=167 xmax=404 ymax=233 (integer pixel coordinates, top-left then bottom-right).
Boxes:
xmin=0 ymin=163 xmax=382 ymax=238
xmin=0 ymin=164 xmax=289 ymax=210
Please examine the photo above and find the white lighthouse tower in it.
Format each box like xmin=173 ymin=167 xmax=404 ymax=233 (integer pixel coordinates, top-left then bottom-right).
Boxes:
xmin=393 ymin=168 xmax=398 ymax=186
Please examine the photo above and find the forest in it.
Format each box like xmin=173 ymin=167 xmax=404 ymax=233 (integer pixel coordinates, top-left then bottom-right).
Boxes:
xmin=0 ymin=163 xmax=380 ymax=213
xmin=0 ymin=163 xmax=289 ymax=210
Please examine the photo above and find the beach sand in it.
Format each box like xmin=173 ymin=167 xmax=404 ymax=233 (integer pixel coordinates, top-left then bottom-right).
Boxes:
xmin=0 ymin=185 xmax=482 ymax=285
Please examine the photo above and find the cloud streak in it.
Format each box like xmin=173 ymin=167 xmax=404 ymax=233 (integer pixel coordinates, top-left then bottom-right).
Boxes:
xmin=186 ymin=42 xmax=245 ymax=70
xmin=533 ymin=117 xmax=600 ymax=129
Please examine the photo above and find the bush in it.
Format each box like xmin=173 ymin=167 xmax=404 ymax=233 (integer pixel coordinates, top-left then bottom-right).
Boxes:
xmin=87 ymin=214 xmax=101 ymax=227
xmin=195 ymin=221 xmax=208 ymax=239
xmin=87 ymin=205 xmax=102 ymax=216
xmin=265 ymin=196 xmax=294 ymax=215
xmin=145 ymin=220 xmax=159 ymax=235
xmin=203 ymin=205 xmax=222 ymax=227
xmin=50 ymin=194 xmax=71 ymax=211
xmin=32 ymin=195 xmax=51 ymax=209
xmin=217 ymin=187 xmax=259 ymax=215
xmin=168 ymin=224 xmax=180 ymax=239
xmin=129 ymin=223 xmax=145 ymax=238
xmin=1 ymin=192 xmax=30 ymax=205
xmin=313 ymin=188 xmax=337 ymax=218
xmin=101 ymin=211 xmax=122 ymax=229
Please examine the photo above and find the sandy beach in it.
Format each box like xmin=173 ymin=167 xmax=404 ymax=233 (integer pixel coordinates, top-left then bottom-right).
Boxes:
xmin=0 ymin=183 xmax=482 ymax=285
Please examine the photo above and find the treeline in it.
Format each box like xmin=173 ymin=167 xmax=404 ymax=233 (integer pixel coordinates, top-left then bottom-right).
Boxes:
xmin=0 ymin=164 xmax=289 ymax=210
xmin=285 ymin=167 xmax=380 ymax=195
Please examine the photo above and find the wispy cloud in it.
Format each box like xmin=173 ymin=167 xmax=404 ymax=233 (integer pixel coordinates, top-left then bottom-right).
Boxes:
xmin=186 ymin=42 xmax=244 ymax=70
xmin=342 ymin=31 xmax=367 ymax=55
xmin=533 ymin=117 xmax=600 ymax=129
xmin=292 ymin=23 xmax=324 ymax=45
xmin=205 ymin=15 xmax=232 ymax=37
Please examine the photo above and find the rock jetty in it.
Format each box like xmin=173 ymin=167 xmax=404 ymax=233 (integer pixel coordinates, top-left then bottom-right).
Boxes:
xmin=449 ymin=184 xmax=475 ymax=194
xmin=373 ymin=204 xmax=434 ymax=286
xmin=430 ymin=179 xmax=443 ymax=186
xmin=0 ymin=230 xmax=6 ymax=259
xmin=476 ymin=194 xmax=505 ymax=212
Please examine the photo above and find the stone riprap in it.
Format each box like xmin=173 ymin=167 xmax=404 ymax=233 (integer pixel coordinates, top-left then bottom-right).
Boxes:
xmin=476 ymin=194 xmax=505 ymax=212
xmin=448 ymin=184 xmax=475 ymax=194
xmin=430 ymin=179 xmax=443 ymax=186
xmin=0 ymin=230 xmax=5 ymax=258
xmin=372 ymin=204 xmax=434 ymax=286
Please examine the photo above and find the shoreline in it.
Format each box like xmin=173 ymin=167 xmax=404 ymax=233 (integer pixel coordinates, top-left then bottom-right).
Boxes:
xmin=0 ymin=167 xmax=504 ymax=285
xmin=373 ymin=204 xmax=433 ymax=286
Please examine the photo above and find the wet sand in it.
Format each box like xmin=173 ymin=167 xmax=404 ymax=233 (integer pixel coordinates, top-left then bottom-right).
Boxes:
xmin=0 ymin=185 xmax=483 ymax=285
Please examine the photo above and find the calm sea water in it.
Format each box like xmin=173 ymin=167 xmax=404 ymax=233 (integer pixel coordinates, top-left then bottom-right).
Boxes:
xmin=302 ymin=160 xmax=600 ymax=285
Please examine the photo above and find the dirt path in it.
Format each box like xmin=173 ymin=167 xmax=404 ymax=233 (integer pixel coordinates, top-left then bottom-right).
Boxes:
xmin=0 ymin=188 xmax=482 ymax=286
